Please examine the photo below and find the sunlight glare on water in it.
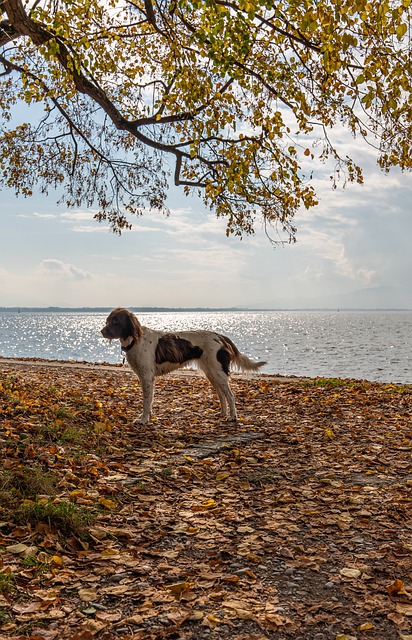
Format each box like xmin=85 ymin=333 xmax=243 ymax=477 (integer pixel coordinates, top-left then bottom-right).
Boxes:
xmin=0 ymin=309 xmax=412 ymax=383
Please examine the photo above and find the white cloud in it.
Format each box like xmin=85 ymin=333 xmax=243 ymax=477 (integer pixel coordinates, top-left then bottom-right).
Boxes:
xmin=60 ymin=210 xmax=98 ymax=222
xmin=72 ymin=225 xmax=110 ymax=233
xmin=33 ymin=212 xmax=57 ymax=219
xmin=38 ymin=259 xmax=93 ymax=281
xmin=294 ymin=227 xmax=376 ymax=286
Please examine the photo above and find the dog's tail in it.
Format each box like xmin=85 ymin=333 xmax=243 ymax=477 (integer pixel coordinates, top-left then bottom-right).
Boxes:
xmin=217 ymin=334 xmax=266 ymax=373
xmin=233 ymin=352 xmax=267 ymax=373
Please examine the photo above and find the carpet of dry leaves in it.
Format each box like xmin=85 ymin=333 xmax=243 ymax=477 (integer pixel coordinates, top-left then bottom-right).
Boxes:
xmin=0 ymin=358 xmax=412 ymax=640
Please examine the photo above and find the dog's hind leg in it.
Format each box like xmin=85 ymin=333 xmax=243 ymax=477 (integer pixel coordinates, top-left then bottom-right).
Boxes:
xmin=210 ymin=379 xmax=229 ymax=418
xmin=221 ymin=378 xmax=237 ymax=422
xmin=215 ymin=376 xmax=237 ymax=421
xmin=136 ymin=376 xmax=154 ymax=425
xmin=199 ymin=364 xmax=237 ymax=421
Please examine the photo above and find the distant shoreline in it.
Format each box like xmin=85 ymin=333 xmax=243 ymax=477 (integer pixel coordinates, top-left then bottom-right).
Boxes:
xmin=1 ymin=306 xmax=412 ymax=313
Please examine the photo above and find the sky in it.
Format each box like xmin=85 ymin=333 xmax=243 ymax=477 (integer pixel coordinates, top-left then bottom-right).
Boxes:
xmin=1 ymin=124 xmax=411 ymax=309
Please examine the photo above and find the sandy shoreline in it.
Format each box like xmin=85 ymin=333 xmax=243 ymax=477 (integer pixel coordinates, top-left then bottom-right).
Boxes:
xmin=0 ymin=355 xmax=299 ymax=382
xmin=1 ymin=355 xmax=409 ymax=386
xmin=0 ymin=355 xmax=126 ymax=371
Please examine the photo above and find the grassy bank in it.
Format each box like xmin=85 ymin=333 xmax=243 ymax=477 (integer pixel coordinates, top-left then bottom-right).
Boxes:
xmin=0 ymin=359 xmax=412 ymax=639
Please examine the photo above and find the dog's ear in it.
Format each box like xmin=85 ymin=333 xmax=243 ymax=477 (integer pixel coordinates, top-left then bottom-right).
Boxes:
xmin=128 ymin=311 xmax=143 ymax=341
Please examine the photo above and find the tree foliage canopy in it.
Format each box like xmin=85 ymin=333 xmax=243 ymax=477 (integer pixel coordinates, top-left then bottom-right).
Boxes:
xmin=0 ymin=0 xmax=411 ymax=239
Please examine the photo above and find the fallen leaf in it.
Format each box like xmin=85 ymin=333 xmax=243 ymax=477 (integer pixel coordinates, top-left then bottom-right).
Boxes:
xmin=166 ymin=610 xmax=190 ymax=625
xmin=387 ymin=578 xmax=406 ymax=596
xmin=222 ymin=600 xmax=256 ymax=620
xmin=189 ymin=611 xmax=204 ymax=621
xmin=96 ymin=610 xmax=122 ymax=622
xmin=13 ymin=602 xmax=43 ymax=614
xmin=340 ymin=567 xmax=362 ymax=579
xmin=6 ymin=543 xmax=29 ymax=555
xmin=100 ymin=584 xmax=133 ymax=595
xmin=396 ymin=603 xmax=412 ymax=616
xmin=123 ymin=614 xmax=144 ymax=625
xmin=164 ymin=581 xmax=194 ymax=598
xmin=78 ymin=588 xmax=99 ymax=602
xmin=98 ymin=497 xmax=117 ymax=510
xmin=204 ymin=613 xmax=221 ymax=628
xmin=51 ymin=555 xmax=64 ymax=567
xmin=88 ymin=527 xmax=108 ymax=540
xmin=68 ymin=632 xmax=94 ymax=640
xmin=101 ymin=548 xmax=120 ymax=558
xmin=387 ymin=611 xmax=405 ymax=624
xmin=265 ymin=612 xmax=293 ymax=627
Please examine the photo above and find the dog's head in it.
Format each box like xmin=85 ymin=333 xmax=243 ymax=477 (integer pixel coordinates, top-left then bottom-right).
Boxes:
xmin=101 ymin=308 xmax=143 ymax=342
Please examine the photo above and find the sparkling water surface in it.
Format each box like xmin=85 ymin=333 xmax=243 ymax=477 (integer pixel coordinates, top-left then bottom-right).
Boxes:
xmin=0 ymin=310 xmax=411 ymax=383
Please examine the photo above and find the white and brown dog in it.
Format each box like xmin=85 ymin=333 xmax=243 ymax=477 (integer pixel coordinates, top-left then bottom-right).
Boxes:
xmin=101 ymin=308 xmax=266 ymax=425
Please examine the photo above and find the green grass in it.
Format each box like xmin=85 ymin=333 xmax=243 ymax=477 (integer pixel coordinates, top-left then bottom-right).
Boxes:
xmin=33 ymin=419 xmax=85 ymax=445
xmin=303 ymin=377 xmax=358 ymax=388
xmin=14 ymin=499 xmax=94 ymax=537
xmin=0 ymin=465 xmax=57 ymax=502
xmin=21 ymin=555 xmax=43 ymax=569
xmin=0 ymin=465 xmax=94 ymax=537
xmin=0 ymin=573 xmax=15 ymax=594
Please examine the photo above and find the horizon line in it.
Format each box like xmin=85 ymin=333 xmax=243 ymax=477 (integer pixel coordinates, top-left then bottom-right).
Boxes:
xmin=1 ymin=306 xmax=412 ymax=312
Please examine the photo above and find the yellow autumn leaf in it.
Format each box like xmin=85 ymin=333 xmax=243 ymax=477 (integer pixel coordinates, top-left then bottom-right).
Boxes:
xmin=70 ymin=489 xmax=88 ymax=500
xmin=101 ymin=548 xmax=120 ymax=557
xmin=358 ymin=622 xmax=374 ymax=631
xmin=98 ymin=497 xmax=117 ymax=510
xmin=216 ymin=473 xmax=230 ymax=481
xmin=186 ymin=526 xmax=200 ymax=535
xmin=20 ymin=499 xmax=35 ymax=507
xmin=200 ymin=498 xmax=215 ymax=509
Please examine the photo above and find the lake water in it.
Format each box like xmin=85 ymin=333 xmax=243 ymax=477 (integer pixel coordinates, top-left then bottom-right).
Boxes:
xmin=0 ymin=309 xmax=411 ymax=384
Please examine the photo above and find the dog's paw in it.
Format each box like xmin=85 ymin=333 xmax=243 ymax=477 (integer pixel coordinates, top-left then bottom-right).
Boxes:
xmin=134 ymin=416 xmax=149 ymax=426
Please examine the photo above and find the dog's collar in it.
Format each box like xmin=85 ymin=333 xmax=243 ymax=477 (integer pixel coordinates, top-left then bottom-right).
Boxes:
xmin=121 ymin=339 xmax=135 ymax=353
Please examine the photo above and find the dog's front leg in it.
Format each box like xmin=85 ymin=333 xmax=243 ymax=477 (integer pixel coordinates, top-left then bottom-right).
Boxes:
xmin=136 ymin=376 xmax=154 ymax=425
